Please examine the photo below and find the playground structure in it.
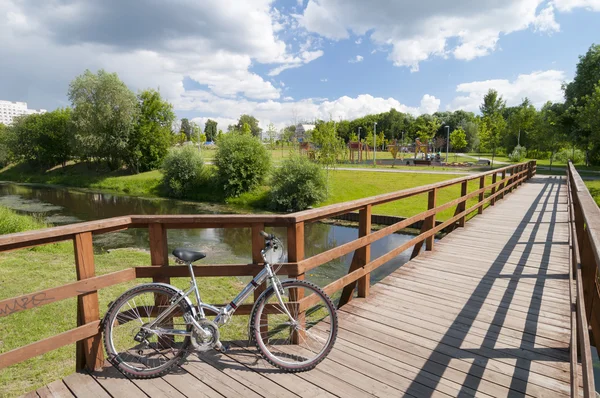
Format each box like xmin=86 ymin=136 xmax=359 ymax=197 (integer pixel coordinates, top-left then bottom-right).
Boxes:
xmin=348 ymin=141 xmax=371 ymax=162
xmin=299 ymin=141 xmax=316 ymax=160
xmin=414 ymin=138 xmax=430 ymax=159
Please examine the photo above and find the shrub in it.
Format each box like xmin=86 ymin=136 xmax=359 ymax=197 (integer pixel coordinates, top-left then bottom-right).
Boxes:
xmin=554 ymin=148 xmax=585 ymax=164
xmin=270 ymin=156 xmax=327 ymax=212
xmin=0 ymin=206 xmax=46 ymax=234
xmin=508 ymin=145 xmax=527 ymax=162
xmin=161 ymin=146 xmax=204 ymax=197
xmin=215 ymin=133 xmax=271 ymax=197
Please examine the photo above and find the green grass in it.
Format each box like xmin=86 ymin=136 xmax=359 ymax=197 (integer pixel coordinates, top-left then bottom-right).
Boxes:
xmin=584 ymin=180 xmax=600 ymax=207
xmin=0 ymin=207 xmax=248 ymax=397
xmin=321 ymin=170 xmax=491 ymax=221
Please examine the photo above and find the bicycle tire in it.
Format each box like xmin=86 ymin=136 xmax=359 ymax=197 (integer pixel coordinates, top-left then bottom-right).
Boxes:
xmin=250 ymin=279 xmax=338 ymax=372
xmin=103 ymin=283 xmax=193 ymax=379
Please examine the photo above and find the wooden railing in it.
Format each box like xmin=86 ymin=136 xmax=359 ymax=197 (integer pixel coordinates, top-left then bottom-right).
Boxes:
xmin=567 ymin=161 xmax=599 ymax=397
xmin=0 ymin=161 xmax=536 ymax=373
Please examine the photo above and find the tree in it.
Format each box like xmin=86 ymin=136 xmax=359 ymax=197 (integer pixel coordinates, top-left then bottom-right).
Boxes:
xmin=480 ymin=89 xmax=506 ymax=118
xmin=242 ymin=122 xmax=252 ymax=135
xmin=180 ymin=118 xmax=192 ymax=141
xmin=461 ymin=120 xmax=480 ymax=152
xmin=310 ymin=121 xmax=345 ymax=191
xmin=127 ymin=89 xmax=175 ymax=173
xmin=236 ymin=114 xmax=262 ymax=138
xmin=450 ymin=128 xmax=467 ymax=161
xmin=505 ymin=98 xmax=537 ymax=151
xmin=7 ymin=109 xmax=74 ymax=168
xmin=414 ymin=115 xmax=441 ymax=143
xmin=539 ymin=102 xmax=568 ymax=170
xmin=479 ymin=113 xmax=506 ymax=167
xmin=266 ymin=123 xmax=277 ymax=148
xmin=68 ymin=69 xmax=138 ymax=169
xmin=0 ymin=123 xmax=8 ymax=167
xmin=204 ymin=119 xmax=218 ymax=142
xmin=282 ymin=125 xmax=296 ymax=143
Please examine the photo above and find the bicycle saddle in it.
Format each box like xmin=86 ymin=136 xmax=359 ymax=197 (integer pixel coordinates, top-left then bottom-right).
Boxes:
xmin=172 ymin=248 xmax=206 ymax=263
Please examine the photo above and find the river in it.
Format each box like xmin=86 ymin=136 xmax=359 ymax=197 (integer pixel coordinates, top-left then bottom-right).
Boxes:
xmin=0 ymin=182 xmax=415 ymax=287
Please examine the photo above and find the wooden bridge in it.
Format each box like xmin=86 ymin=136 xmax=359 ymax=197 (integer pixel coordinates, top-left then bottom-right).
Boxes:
xmin=2 ymin=161 xmax=600 ymax=397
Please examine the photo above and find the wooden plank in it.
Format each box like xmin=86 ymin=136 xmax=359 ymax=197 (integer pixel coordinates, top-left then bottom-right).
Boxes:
xmin=184 ymin=358 xmax=263 ymax=398
xmin=38 ymin=380 xmax=75 ymax=398
xmin=251 ymin=223 xmax=267 ymax=341
xmin=149 ymin=223 xmax=169 ymax=284
xmin=62 ymin=372 xmax=111 ymax=397
xmin=0 ymin=269 xmax=136 ymax=318
xmin=0 ymin=321 xmax=101 ymax=370
xmin=458 ymin=180 xmax=468 ymax=227
xmin=478 ymin=175 xmax=485 ymax=214
xmin=89 ymin=365 xmax=148 ymax=398
xmin=226 ymin=342 xmax=337 ymax=398
xmin=161 ymin=369 xmax=224 ymax=398
xmin=491 ymin=172 xmax=497 ymax=206
xmin=332 ymin=311 xmax=564 ymax=397
xmin=74 ymin=232 xmax=104 ymax=371
xmin=135 ymin=263 xmax=298 ymax=278
xmin=287 ymin=222 xmax=306 ymax=344
xmin=128 ymin=375 xmax=187 ymax=397
xmin=130 ymin=214 xmax=295 ymax=225
xmin=0 ymin=216 xmax=132 ymax=252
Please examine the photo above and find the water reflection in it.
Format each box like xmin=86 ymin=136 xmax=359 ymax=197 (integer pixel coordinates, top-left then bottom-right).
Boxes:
xmin=0 ymin=182 xmax=415 ymax=287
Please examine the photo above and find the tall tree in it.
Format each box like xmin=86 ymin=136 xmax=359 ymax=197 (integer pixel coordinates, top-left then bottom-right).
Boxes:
xmin=68 ymin=69 xmax=138 ymax=169
xmin=204 ymin=119 xmax=218 ymax=142
xmin=236 ymin=114 xmax=262 ymax=138
xmin=538 ymin=102 xmax=568 ymax=170
xmin=479 ymin=113 xmax=506 ymax=166
xmin=180 ymin=118 xmax=192 ymax=141
xmin=505 ymin=98 xmax=537 ymax=151
xmin=480 ymin=89 xmax=506 ymax=118
xmin=414 ymin=114 xmax=441 ymax=143
xmin=127 ymin=89 xmax=175 ymax=173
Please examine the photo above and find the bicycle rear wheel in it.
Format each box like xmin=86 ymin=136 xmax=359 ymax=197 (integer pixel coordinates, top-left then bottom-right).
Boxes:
xmin=251 ymin=279 xmax=338 ymax=372
xmin=103 ymin=284 xmax=192 ymax=378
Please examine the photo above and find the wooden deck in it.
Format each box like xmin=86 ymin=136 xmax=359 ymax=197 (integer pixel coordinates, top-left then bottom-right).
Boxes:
xmin=23 ymin=175 xmax=577 ymax=397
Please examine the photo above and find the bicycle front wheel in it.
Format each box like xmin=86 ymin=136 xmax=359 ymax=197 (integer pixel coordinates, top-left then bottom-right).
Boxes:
xmin=251 ymin=279 xmax=338 ymax=372
xmin=103 ymin=284 xmax=192 ymax=378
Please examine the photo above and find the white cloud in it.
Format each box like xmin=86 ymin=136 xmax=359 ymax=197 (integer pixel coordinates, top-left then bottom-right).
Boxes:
xmin=552 ymin=0 xmax=600 ymax=11
xmin=355 ymin=38 xmax=362 ymax=45
xmin=448 ymin=70 xmax=566 ymax=112
xmin=349 ymin=55 xmax=364 ymax=63
xmin=320 ymin=78 xmax=328 ymax=82
xmin=298 ymin=0 xmax=597 ymax=70
xmin=0 ymin=0 xmax=323 ymax=108
xmin=534 ymin=5 xmax=560 ymax=33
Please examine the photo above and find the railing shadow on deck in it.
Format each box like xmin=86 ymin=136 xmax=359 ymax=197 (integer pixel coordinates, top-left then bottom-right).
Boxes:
xmin=403 ymin=175 xmax=568 ymax=398
xmin=0 ymin=161 xmax=537 ymax=385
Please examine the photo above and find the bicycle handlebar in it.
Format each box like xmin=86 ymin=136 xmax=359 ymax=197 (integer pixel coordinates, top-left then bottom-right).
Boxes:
xmin=260 ymin=231 xmax=275 ymax=240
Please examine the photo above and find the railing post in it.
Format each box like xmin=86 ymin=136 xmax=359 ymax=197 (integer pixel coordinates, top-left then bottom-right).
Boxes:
xmin=478 ymin=176 xmax=485 ymax=215
xmin=339 ymin=205 xmax=372 ymax=306
xmin=499 ymin=169 xmax=507 ymax=200
xmin=149 ymin=223 xmax=169 ymax=284
xmin=357 ymin=205 xmax=372 ymax=298
xmin=74 ymin=232 xmax=104 ymax=371
xmin=287 ymin=222 xmax=305 ymax=344
xmin=491 ymin=173 xmax=497 ymax=206
xmin=425 ymin=189 xmax=437 ymax=251
xmin=458 ymin=181 xmax=468 ymax=227
xmin=251 ymin=223 xmax=267 ymax=339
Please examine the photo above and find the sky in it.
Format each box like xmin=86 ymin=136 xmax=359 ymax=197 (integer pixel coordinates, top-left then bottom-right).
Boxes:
xmin=1 ymin=0 xmax=599 ymax=131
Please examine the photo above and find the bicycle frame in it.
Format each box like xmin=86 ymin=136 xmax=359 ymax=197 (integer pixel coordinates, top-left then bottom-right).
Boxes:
xmin=145 ymin=257 xmax=286 ymax=338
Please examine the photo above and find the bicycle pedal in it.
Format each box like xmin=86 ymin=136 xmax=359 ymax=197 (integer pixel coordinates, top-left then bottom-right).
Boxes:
xmin=216 ymin=344 xmax=230 ymax=353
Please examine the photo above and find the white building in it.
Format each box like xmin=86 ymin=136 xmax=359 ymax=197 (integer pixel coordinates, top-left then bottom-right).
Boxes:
xmin=0 ymin=100 xmax=47 ymax=126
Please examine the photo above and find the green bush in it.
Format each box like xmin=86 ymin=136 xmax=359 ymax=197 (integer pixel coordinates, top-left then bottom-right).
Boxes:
xmin=215 ymin=134 xmax=271 ymax=197
xmin=270 ymin=156 xmax=326 ymax=211
xmin=508 ymin=145 xmax=527 ymax=162
xmin=554 ymin=148 xmax=585 ymax=164
xmin=161 ymin=145 xmax=204 ymax=198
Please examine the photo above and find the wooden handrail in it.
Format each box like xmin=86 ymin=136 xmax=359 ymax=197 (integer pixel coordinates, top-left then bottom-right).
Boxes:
xmin=0 ymin=160 xmax=536 ymax=373
xmin=566 ymin=161 xmax=598 ymax=397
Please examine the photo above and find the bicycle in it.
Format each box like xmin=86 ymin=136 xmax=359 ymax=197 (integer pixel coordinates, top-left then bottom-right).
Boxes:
xmin=103 ymin=231 xmax=338 ymax=378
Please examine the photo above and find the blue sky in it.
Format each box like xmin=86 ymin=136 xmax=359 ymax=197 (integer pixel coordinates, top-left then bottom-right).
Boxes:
xmin=1 ymin=0 xmax=599 ymax=130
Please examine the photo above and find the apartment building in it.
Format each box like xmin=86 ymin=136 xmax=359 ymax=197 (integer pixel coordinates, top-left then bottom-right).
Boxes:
xmin=0 ymin=100 xmax=47 ymax=125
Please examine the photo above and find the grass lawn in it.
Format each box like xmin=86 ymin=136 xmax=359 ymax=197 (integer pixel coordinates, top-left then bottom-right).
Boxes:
xmin=322 ymin=169 xmax=492 ymax=221
xmin=0 ymin=208 xmax=250 ymax=397
xmin=584 ymin=180 xmax=600 ymax=207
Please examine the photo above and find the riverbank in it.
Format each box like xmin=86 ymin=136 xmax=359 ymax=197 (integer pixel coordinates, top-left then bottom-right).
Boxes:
xmin=0 ymin=206 xmax=248 ymax=397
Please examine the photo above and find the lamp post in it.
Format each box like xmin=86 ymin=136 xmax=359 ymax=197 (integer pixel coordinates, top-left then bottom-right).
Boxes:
xmin=373 ymin=122 xmax=377 ymax=166
xmin=358 ymin=126 xmax=362 ymax=142
xmin=445 ymin=125 xmax=450 ymax=163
